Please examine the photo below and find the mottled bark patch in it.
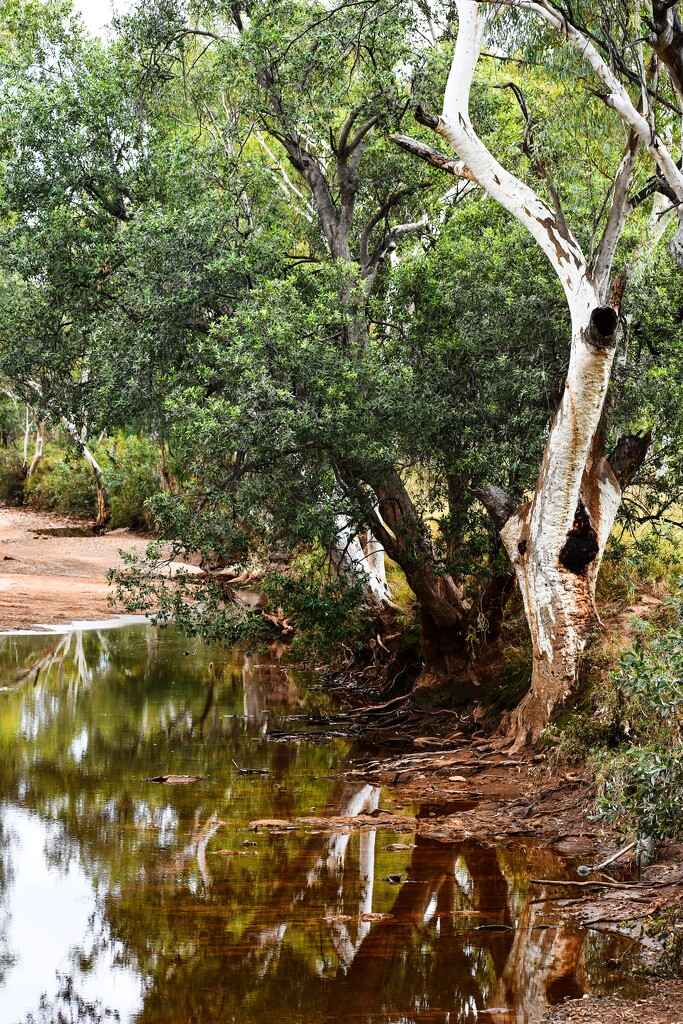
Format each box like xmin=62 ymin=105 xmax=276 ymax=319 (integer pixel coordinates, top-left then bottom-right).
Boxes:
xmin=559 ymin=501 xmax=599 ymax=575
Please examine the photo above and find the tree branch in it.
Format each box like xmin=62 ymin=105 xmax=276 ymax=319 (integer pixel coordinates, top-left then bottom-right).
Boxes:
xmin=608 ymin=431 xmax=652 ymax=490
xmin=494 ymin=1 xmax=683 ymax=205
xmin=591 ymin=131 xmax=642 ymax=299
xmin=389 ymin=133 xmax=478 ymax=180
xmin=649 ymin=0 xmax=683 ymax=106
xmin=471 ymin=485 xmax=518 ymax=530
xmin=493 ymin=80 xmax=571 ymax=240
xmin=417 ymin=2 xmax=589 ymax=317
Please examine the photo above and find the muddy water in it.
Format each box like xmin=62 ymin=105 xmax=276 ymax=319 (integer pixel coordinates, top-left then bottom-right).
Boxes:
xmin=0 ymin=625 xmax=637 ymax=1024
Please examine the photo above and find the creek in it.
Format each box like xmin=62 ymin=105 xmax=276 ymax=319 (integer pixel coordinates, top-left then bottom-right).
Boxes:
xmin=0 ymin=624 xmax=639 ymax=1023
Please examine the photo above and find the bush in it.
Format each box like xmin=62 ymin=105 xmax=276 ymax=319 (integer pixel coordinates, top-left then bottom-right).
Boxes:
xmin=592 ymin=583 xmax=683 ymax=838
xmin=596 ymin=747 xmax=683 ymax=840
xmin=24 ymin=451 xmax=98 ymax=517
xmin=102 ymin=434 xmax=162 ymax=530
xmin=262 ymin=561 xmax=372 ymax=664
xmin=0 ymin=449 xmax=25 ymax=505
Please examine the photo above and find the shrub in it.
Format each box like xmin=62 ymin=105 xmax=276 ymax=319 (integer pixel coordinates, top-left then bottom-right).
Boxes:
xmin=261 ymin=562 xmax=372 ymax=664
xmin=596 ymin=747 xmax=683 ymax=840
xmin=594 ymin=583 xmax=683 ymax=838
xmin=102 ymin=434 xmax=162 ymax=530
xmin=24 ymin=452 xmax=98 ymax=517
xmin=0 ymin=449 xmax=25 ymax=505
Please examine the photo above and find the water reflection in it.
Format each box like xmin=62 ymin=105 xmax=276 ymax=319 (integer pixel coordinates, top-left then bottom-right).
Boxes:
xmin=0 ymin=626 xmax=637 ymax=1023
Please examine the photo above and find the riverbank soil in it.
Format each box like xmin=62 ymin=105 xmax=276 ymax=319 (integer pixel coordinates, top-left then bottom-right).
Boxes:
xmin=543 ymin=980 xmax=683 ymax=1022
xmin=0 ymin=506 xmax=146 ymax=629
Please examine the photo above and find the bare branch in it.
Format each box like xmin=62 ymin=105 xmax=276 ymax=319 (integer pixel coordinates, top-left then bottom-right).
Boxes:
xmin=608 ymin=431 xmax=652 ymax=490
xmin=359 ymin=187 xmax=415 ymax=272
xmin=493 ymin=80 xmax=571 ymax=240
xmin=494 ymin=0 xmax=683 ymax=205
xmin=389 ymin=133 xmax=478 ymax=180
xmin=592 ymin=131 xmax=642 ymax=299
xmin=471 ymin=485 xmax=518 ymax=530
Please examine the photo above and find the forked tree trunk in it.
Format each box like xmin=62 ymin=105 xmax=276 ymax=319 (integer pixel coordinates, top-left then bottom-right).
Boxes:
xmin=392 ymin=0 xmax=652 ymax=742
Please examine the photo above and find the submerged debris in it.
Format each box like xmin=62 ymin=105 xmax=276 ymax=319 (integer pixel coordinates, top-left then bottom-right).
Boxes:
xmin=145 ymin=774 xmax=206 ymax=785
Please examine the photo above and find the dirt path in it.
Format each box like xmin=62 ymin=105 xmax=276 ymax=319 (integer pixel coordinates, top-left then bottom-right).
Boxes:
xmin=0 ymin=507 xmax=148 ymax=630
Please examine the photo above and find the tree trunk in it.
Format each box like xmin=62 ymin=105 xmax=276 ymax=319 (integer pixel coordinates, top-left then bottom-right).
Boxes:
xmin=26 ymin=420 xmax=44 ymax=478
xmin=499 ymin=301 xmax=623 ymax=743
xmin=59 ymin=417 xmax=109 ymax=528
xmin=331 ymin=515 xmax=394 ymax=614
xmin=391 ymin=1 xmax=653 ymax=742
xmin=21 ymin=405 xmax=30 ymax=475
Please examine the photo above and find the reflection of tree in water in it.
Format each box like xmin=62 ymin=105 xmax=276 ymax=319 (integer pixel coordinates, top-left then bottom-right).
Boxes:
xmin=104 ymin=794 xmax=600 ymax=1024
xmin=0 ymin=819 xmax=16 ymax=984
xmin=0 ymin=628 xmax=606 ymax=1023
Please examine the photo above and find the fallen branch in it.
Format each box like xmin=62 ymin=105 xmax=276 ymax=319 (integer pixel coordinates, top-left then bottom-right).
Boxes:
xmin=530 ymin=878 xmax=669 ymax=890
xmin=231 ymin=759 xmax=269 ymax=776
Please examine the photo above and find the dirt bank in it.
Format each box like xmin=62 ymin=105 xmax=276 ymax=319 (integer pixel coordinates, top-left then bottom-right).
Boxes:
xmin=0 ymin=507 xmax=147 ymax=630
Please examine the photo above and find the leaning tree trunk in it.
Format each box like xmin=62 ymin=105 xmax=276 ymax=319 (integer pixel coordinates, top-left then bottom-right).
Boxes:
xmin=60 ymin=418 xmax=109 ymax=529
xmin=26 ymin=420 xmax=44 ymax=478
xmin=84 ymin=446 xmax=109 ymax=530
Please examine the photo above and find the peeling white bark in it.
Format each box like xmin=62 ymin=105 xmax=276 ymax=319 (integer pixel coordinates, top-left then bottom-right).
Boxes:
xmin=440 ymin=3 xmax=637 ymax=740
xmin=332 ymin=515 xmax=393 ymax=611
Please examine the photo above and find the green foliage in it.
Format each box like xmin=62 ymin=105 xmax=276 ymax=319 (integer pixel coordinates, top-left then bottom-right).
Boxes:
xmin=108 ymin=544 xmax=266 ymax=650
xmin=262 ymin=562 xmax=372 ymax=663
xmin=568 ymin=584 xmax=683 ymax=839
xmin=0 ymin=448 xmax=24 ymax=505
xmin=1 ymin=0 xmax=683 ymax=678
xmin=24 ymin=448 xmax=97 ymax=517
xmin=596 ymin=747 xmax=683 ymax=841
xmin=598 ymin=530 xmax=683 ymax=609
xmin=102 ymin=433 xmax=162 ymax=530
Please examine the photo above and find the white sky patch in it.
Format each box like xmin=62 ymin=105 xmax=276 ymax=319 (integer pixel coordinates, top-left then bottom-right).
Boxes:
xmin=71 ymin=0 xmax=133 ymax=36
xmin=0 ymin=806 xmax=143 ymax=1022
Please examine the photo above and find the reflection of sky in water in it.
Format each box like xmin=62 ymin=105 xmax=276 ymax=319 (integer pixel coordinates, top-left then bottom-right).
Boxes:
xmin=1 ymin=807 xmax=142 ymax=1023
xmin=68 ymin=726 xmax=89 ymax=764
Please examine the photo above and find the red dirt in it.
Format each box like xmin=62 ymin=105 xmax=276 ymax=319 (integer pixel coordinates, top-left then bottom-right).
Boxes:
xmin=0 ymin=507 xmax=147 ymax=630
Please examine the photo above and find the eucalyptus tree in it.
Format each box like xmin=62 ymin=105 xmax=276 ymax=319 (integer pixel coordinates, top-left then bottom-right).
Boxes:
xmin=109 ymin=0 xmax=573 ymax=684
xmin=389 ymin=0 xmax=683 ymax=741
